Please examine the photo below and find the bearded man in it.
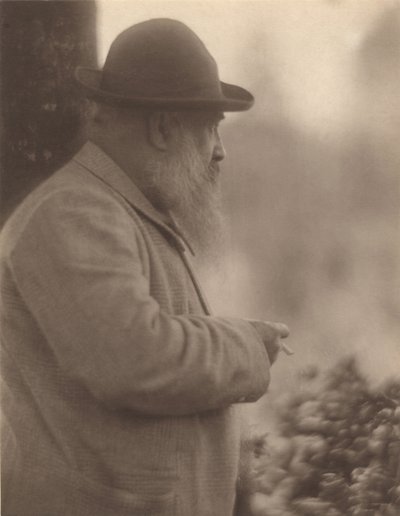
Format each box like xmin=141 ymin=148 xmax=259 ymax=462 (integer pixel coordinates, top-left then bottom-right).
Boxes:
xmin=0 ymin=19 xmax=289 ymax=516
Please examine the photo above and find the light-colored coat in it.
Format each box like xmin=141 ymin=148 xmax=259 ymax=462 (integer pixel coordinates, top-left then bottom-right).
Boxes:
xmin=0 ymin=142 xmax=270 ymax=516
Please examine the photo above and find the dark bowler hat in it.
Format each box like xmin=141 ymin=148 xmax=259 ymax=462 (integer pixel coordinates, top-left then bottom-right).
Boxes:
xmin=75 ymin=18 xmax=254 ymax=112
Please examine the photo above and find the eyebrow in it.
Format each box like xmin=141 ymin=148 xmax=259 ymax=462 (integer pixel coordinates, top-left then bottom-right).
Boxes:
xmin=196 ymin=111 xmax=225 ymax=125
xmin=208 ymin=112 xmax=225 ymax=124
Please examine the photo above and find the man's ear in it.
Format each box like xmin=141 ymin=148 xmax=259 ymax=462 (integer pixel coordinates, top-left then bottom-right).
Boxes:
xmin=147 ymin=111 xmax=172 ymax=151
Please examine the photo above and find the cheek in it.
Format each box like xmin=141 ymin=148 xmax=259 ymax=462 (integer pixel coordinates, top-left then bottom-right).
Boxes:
xmin=203 ymin=134 xmax=217 ymax=162
xmin=185 ymin=125 xmax=215 ymax=164
xmin=192 ymin=138 xmax=213 ymax=165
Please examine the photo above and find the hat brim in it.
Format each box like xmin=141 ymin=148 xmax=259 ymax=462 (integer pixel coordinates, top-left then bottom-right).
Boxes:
xmin=75 ymin=67 xmax=254 ymax=112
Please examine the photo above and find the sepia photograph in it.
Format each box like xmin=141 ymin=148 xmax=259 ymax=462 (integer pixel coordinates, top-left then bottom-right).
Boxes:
xmin=1 ymin=1 xmax=399 ymax=515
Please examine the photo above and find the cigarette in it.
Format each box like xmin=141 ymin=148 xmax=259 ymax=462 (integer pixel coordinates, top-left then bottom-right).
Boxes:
xmin=281 ymin=342 xmax=295 ymax=356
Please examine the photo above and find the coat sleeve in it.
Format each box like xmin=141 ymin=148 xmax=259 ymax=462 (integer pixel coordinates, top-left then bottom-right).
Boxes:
xmin=9 ymin=187 xmax=271 ymax=416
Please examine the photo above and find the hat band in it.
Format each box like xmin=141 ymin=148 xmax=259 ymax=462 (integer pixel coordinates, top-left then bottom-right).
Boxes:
xmin=100 ymin=71 xmax=223 ymax=99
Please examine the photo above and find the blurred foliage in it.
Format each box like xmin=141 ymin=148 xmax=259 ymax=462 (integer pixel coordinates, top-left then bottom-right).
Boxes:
xmin=237 ymin=356 xmax=400 ymax=516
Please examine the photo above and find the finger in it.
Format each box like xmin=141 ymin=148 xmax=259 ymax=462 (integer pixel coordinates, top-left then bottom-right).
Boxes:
xmin=269 ymin=337 xmax=283 ymax=363
xmin=266 ymin=322 xmax=290 ymax=339
xmin=268 ymin=348 xmax=280 ymax=365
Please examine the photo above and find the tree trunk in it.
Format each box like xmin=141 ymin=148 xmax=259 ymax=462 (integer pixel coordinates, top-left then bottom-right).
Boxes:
xmin=0 ymin=0 xmax=97 ymax=223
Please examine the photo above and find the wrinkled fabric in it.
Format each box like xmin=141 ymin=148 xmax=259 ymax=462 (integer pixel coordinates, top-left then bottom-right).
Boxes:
xmin=0 ymin=142 xmax=270 ymax=516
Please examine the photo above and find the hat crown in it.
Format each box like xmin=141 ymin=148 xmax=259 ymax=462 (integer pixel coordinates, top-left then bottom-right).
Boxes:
xmin=75 ymin=18 xmax=254 ymax=111
xmin=101 ymin=18 xmax=222 ymax=99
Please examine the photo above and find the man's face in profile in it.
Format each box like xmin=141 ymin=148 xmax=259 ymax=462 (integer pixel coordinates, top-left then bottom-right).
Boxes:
xmin=145 ymin=110 xmax=227 ymax=257
xmin=185 ymin=111 xmax=226 ymax=182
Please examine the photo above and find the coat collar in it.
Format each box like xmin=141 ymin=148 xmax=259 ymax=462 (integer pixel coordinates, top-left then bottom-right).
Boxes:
xmin=73 ymin=140 xmax=210 ymax=313
xmin=73 ymin=141 xmax=194 ymax=254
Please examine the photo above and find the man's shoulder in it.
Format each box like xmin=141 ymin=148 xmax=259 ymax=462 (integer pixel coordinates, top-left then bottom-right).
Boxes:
xmin=0 ymin=149 xmax=135 ymax=256
xmin=4 ymin=157 xmax=97 ymax=214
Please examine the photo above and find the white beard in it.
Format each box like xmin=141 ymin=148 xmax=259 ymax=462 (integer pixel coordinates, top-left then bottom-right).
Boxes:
xmin=142 ymin=133 xmax=226 ymax=262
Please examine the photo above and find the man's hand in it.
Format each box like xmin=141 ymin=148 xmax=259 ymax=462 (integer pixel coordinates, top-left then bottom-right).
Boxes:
xmin=247 ymin=320 xmax=291 ymax=364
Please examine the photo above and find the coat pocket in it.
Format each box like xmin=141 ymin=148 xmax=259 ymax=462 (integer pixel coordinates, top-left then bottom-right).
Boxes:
xmin=2 ymin=465 xmax=178 ymax=516
xmin=70 ymin=470 xmax=178 ymax=516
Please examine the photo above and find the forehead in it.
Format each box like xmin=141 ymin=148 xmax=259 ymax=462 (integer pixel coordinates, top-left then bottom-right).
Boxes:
xmin=197 ymin=111 xmax=225 ymax=123
xmin=185 ymin=110 xmax=225 ymax=130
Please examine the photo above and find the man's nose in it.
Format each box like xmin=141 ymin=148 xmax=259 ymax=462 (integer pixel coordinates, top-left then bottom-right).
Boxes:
xmin=213 ymin=131 xmax=226 ymax=162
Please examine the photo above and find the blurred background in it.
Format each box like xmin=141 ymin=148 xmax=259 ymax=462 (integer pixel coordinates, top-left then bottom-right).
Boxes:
xmin=1 ymin=0 xmax=399 ymax=426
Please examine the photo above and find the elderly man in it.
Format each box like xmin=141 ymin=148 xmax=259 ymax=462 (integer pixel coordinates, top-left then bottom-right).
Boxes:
xmin=1 ymin=18 xmax=289 ymax=516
